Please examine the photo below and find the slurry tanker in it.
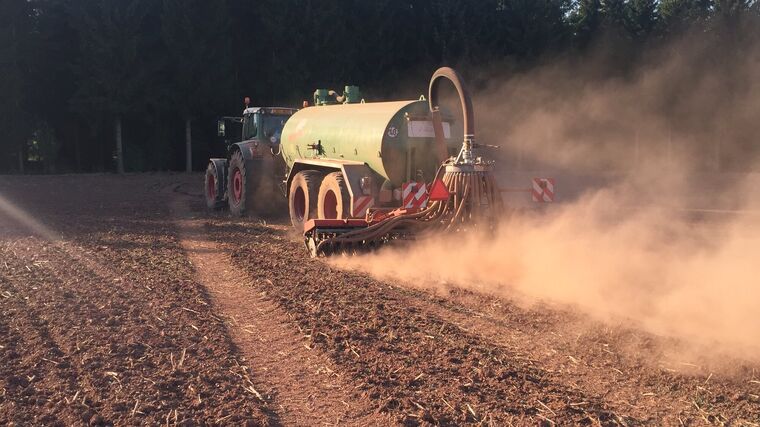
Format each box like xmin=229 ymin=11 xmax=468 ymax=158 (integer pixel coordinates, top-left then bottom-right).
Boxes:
xmin=205 ymin=68 xmax=501 ymax=256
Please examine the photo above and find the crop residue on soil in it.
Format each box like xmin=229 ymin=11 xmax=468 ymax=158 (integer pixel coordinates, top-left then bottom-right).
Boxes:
xmin=332 ymin=180 xmax=760 ymax=364
xmin=0 ymin=175 xmax=273 ymax=426
xmin=2 ymin=174 xmax=759 ymax=426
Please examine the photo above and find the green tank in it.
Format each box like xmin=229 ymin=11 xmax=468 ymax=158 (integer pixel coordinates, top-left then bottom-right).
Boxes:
xmin=280 ymin=99 xmax=462 ymax=186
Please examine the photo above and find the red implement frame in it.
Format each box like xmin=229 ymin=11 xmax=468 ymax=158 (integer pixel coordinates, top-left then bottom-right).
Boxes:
xmin=303 ymin=207 xmax=423 ymax=234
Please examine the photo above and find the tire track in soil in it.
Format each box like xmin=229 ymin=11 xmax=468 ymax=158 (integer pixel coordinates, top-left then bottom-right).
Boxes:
xmin=173 ymin=197 xmax=389 ymax=427
xmin=10 ymin=240 xmax=174 ymax=425
xmin=0 ymin=241 xmax=95 ymax=426
xmin=434 ymin=290 xmax=760 ymax=425
xmin=1 ymin=237 xmax=259 ymax=426
xmin=358 ymin=286 xmax=694 ymax=424
xmin=313 ymin=255 xmax=760 ymax=425
xmin=221 ymin=213 xmax=760 ymax=426
xmin=4 ymin=175 xmax=757 ymax=425
xmin=214 ymin=218 xmax=624 ymax=426
xmin=318 ymin=262 xmax=760 ymax=425
xmin=0 ymin=175 xmax=276 ymax=426
xmin=0 ymin=313 xmax=67 ymax=426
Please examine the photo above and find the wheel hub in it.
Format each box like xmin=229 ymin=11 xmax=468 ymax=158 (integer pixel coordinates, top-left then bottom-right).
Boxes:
xmin=232 ymin=169 xmax=243 ymax=202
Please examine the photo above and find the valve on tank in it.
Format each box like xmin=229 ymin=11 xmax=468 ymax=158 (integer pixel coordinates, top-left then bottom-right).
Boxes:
xmin=313 ymin=86 xmax=363 ymax=106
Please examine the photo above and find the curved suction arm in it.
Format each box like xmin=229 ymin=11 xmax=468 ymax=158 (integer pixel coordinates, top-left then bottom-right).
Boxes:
xmin=428 ymin=67 xmax=476 ymax=147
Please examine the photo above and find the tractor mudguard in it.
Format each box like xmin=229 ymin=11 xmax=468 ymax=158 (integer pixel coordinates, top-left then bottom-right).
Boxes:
xmin=209 ymin=158 xmax=228 ymax=176
xmin=231 ymin=140 xmax=265 ymax=161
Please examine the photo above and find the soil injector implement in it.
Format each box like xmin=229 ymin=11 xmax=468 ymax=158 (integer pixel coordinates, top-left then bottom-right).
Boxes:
xmin=303 ymin=68 xmax=502 ymax=257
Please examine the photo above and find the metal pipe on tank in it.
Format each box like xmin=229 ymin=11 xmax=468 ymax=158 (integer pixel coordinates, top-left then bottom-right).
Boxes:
xmin=428 ymin=67 xmax=476 ymax=164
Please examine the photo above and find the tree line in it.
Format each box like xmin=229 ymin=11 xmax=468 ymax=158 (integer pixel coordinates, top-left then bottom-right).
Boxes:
xmin=0 ymin=0 xmax=758 ymax=174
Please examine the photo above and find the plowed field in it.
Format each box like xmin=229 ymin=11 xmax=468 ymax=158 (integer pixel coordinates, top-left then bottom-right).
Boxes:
xmin=1 ymin=174 xmax=758 ymax=426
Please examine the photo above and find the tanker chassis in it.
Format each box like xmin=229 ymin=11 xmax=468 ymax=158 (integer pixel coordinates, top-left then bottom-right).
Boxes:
xmin=204 ymin=68 xmax=502 ymax=256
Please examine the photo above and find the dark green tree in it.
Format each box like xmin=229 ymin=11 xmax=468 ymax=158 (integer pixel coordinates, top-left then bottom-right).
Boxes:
xmin=234 ymin=0 xmax=352 ymax=103
xmin=494 ymin=0 xmax=571 ymax=58
xmin=68 ymin=0 xmax=158 ymax=173
xmin=353 ymin=1 xmax=429 ymax=86
xmin=658 ymin=0 xmax=712 ymax=33
xmin=628 ymin=0 xmax=659 ymax=40
xmin=714 ymin=0 xmax=754 ymax=15
xmin=162 ymin=0 xmax=233 ymax=172
xmin=601 ymin=0 xmax=629 ymax=31
xmin=712 ymin=0 xmax=755 ymax=30
xmin=5 ymin=0 xmax=760 ymax=174
xmin=29 ymin=0 xmax=83 ymax=172
xmin=0 ymin=0 xmax=34 ymax=172
xmin=571 ymin=0 xmax=603 ymax=47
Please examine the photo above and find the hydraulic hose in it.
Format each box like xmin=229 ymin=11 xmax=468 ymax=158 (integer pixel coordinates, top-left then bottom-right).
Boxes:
xmin=328 ymin=90 xmax=345 ymax=103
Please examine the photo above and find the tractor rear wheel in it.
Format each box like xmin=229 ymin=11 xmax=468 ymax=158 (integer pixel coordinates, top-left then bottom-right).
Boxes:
xmin=289 ymin=170 xmax=323 ymax=232
xmin=228 ymin=150 xmax=255 ymax=217
xmin=317 ymin=172 xmax=351 ymax=220
xmin=205 ymin=161 xmax=227 ymax=210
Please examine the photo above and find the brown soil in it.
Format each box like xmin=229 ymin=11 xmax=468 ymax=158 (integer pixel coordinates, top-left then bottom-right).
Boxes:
xmin=172 ymin=197 xmax=388 ymax=426
xmin=0 ymin=173 xmax=758 ymax=426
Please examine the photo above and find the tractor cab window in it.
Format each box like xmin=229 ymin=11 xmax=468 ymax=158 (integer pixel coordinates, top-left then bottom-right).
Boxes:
xmin=262 ymin=115 xmax=288 ymax=139
xmin=242 ymin=114 xmax=258 ymax=140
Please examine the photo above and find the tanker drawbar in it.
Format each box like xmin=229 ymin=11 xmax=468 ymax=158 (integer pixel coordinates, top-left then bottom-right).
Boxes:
xmin=301 ymin=67 xmax=503 ymax=257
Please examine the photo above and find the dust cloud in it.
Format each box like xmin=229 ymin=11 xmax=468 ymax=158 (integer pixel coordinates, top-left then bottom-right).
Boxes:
xmin=334 ymin=182 xmax=760 ymax=357
xmin=333 ymin=32 xmax=760 ymax=360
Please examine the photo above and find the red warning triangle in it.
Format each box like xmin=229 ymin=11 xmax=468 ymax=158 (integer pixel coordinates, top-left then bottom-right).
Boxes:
xmin=428 ymin=178 xmax=450 ymax=201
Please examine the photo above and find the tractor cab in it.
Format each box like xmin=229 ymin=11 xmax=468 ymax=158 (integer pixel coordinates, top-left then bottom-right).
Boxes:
xmin=208 ymin=102 xmax=298 ymax=216
xmin=217 ymin=106 xmax=296 ymax=150
xmin=239 ymin=107 xmax=295 ymax=150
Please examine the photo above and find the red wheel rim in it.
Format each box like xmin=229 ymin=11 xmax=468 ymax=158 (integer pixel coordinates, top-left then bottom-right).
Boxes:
xmin=232 ymin=169 xmax=243 ymax=202
xmin=294 ymin=187 xmax=306 ymax=220
xmin=207 ymin=174 xmax=216 ymax=200
xmin=323 ymin=189 xmax=338 ymax=219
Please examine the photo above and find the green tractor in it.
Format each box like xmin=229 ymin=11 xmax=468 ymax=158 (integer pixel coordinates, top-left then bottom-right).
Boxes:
xmin=204 ymin=99 xmax=297 ymax=216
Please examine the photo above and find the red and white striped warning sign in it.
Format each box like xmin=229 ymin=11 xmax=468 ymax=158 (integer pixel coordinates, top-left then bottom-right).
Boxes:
xmin=402 ymin=182 xmax=429 ymax=209
xmin=531 ymin=178 xmax=555 ymax=203
xmin=352 ymin=195 xmax=374 ymax=217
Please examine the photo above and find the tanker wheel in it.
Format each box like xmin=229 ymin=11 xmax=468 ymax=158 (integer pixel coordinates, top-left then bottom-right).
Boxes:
xmin=228 ymin=150 xmax=255 ymax=217
xmin=317 ymin=172 xmax=351 ymax=220
xmin=289 ymin=170 xmax=323 ymax=232
xmin=204 ymin=162 xmax=227 ymax=210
